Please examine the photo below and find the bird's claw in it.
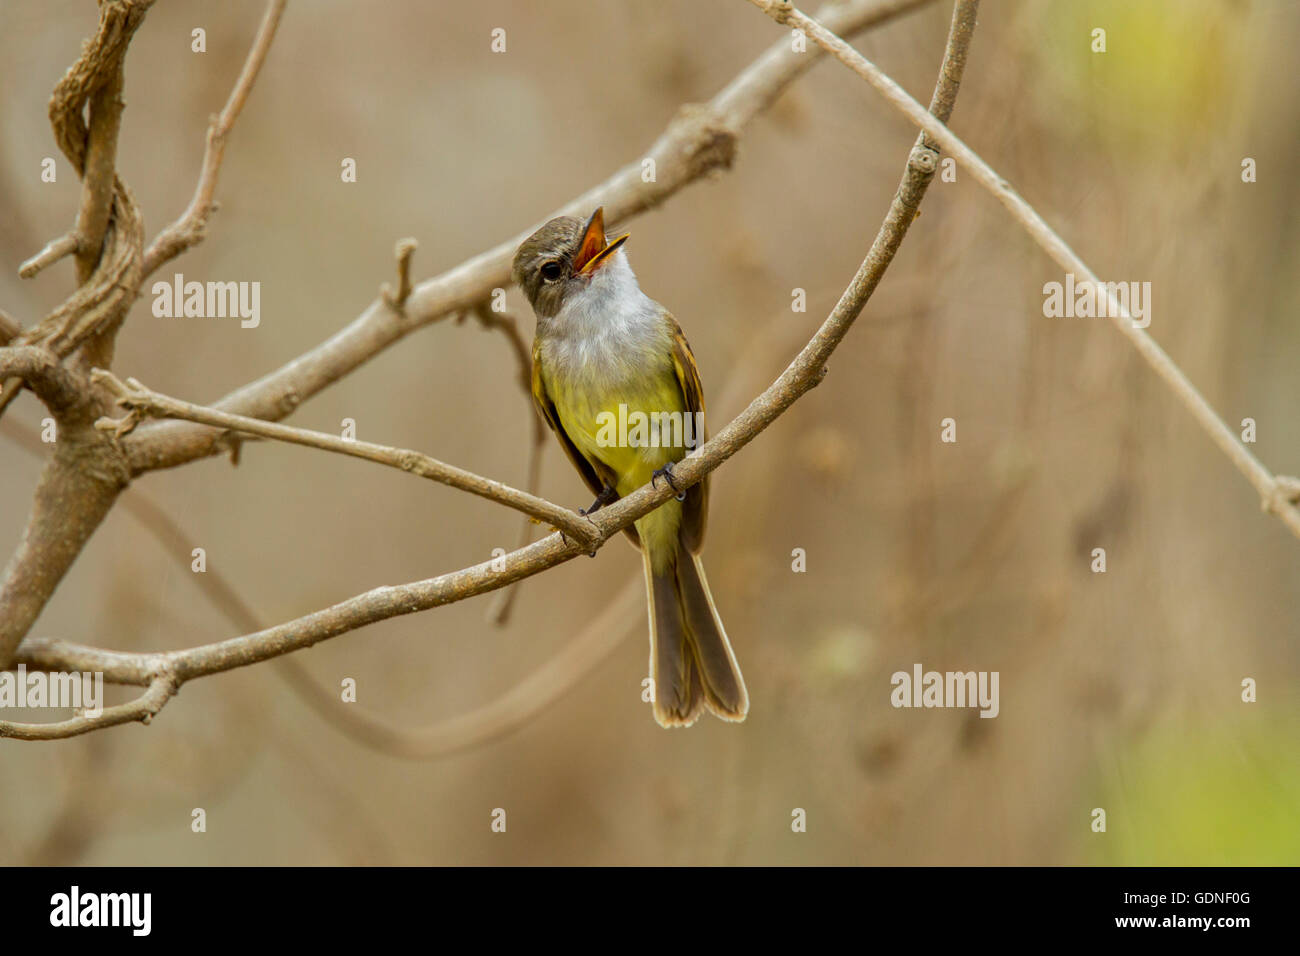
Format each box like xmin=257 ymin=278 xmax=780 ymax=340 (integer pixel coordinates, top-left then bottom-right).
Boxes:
xmin=579 ymin=484 xmax=618 ymax=516
xmin=652 ymin=463 xmax=687 ymax=501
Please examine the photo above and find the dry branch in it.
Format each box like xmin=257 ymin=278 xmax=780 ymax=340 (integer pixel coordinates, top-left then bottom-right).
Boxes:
xmin=748 ymin=0 xmax=1300 ymax=540
xmin=0 ymin=1 xmax=157 ymax=663
xmin=90 ymin=369 xmax=600 ymax=546
xmin=141 ymin=0 xmax=288 ymax=276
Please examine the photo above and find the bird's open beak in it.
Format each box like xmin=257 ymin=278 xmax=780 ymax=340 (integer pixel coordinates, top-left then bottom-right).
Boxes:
xmin=573 ymin=207 xmax=630 ymax=276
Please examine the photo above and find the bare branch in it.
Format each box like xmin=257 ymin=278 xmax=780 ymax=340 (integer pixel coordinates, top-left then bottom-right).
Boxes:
xmin=381 ymin=238 xmax=419 ymax=310
xmin=90 ymin=369 xmax=600 ymax=546
xmin=18 ymin=233 xmax=79 ymax=280
xmin=0 ymin=1 xmax=150 ymax=415
xmin=0 ymin=433 xmax=130 ymax=666
xmin=277 ymin=577 xmax=643 ymax=758
xmin=141 ymin=0 xmax=288 ymax=276
xmin=0 ymin=2 xmax=154 ymax=662
xmin=73 ymin=63 xmax=126 ymax=285
xmin=0 ymin=674 xmax=175 ymax=741
xmin=0 ymin=346 xmax=92 ymax=417
xmin=749 ymin=0 xmax=1300 ymax=541
xmin=472 ymin=303 xmax=533 ymax=396
xmin=470 ymin=301 xmax=547 ymax=623
xmin=0 ymin=309 xmax=19 ymax=345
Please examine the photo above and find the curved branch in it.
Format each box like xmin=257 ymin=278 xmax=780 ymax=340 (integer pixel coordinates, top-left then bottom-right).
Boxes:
xmin=0 ymin=346 xmax=93 ymax=418
xmin=750 ymin=0 xmax=1300 ymax=540
xmin=0 ymin=674 xmax=175 ymax=741
xmin=91 ymin=369 xmax=599 ymax=546
xmin=142 ymin=0 xmax=288 ymax=276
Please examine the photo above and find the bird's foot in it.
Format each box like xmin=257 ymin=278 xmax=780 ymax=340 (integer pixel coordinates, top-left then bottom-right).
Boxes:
xmin=579 ymin=484 xmax=618 ymax=516
xmin=651 ymin=462 xmax=687 ymax=501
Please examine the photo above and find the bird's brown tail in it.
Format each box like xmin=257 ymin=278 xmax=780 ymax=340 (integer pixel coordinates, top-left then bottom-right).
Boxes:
xmin=644 ymin=539 xmax=748 ymax=727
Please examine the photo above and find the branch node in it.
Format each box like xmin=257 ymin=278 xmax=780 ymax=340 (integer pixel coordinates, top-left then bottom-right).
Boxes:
xmin=94 ymin=409 xmax=141 ymax=438
xmin=18 ymin=233 xmax=81 ymax=279
xmin=382 ymin=237 xmax=419 ymax=311
xmin=276 ymin=388 xmax=302 ymax=416
xmin=90 ymin=367 xmax=152 ymax=435
xmin=908 ymin=143 xmax=939 ymax=175
xmin=89 ymin=366 xmax=135 ymax=402
xmin=216 ymin=432 xmax=245 ymax=467
xmin=765 ymin=0 xmax=795 ymax=25
xmin=1263 ymin=475 xmax=1300 ymax=515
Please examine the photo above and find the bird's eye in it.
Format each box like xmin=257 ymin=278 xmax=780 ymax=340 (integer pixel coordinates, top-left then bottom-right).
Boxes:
xmin=540 ymin=260 xmax=563 ymax=282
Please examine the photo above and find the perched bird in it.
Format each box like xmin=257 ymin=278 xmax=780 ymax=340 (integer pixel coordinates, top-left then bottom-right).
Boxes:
xmin=513 ymin=208 xmax=747 ymax=727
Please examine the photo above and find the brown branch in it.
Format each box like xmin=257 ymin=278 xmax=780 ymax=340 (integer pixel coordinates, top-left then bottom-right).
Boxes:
xmin=119 ymin=0 xmax=935 ymax=476
xmin=0 ymin=2 xmax=155 ymax=662
xmin=752 ymin=0 xmax=1300 ymax=541
xmin=381 ymin=238 xmax=418 ymax=310
xmin=276 ymin=577 xmax=644 ymax=758
xmin=6 ymin=0 xmax=970 ymax=739
xmin=0 ymin=674 xmax=175 ymax=741
xmin=74 ymin=62 xmax=126 ymax=285
xmin=0 ymin=431 xmax=130 ymax=668
xmin=0 ymin=346 xmax=93 ymax=418
xmin=0 ymin=0 xmax=150 ymax=415
xmin=18 ymin=233 xmax=79 ymax=280
xmin=482 ymin=417 xmax=545 ymax=626
xmin=90 ymin=369 xmax=600 ymax=547
xmin=0 ymin=309 xmax=20 ymax=345
xmin=472 ymin=301 xmax=546 ymax=624
xmin=141 ymin=0 xmax=288 ymax=276
xmin=0 ymin=414 xmax=593 ymax=754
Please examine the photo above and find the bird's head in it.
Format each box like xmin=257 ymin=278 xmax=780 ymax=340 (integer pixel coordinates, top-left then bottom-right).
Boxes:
xmin=512 ymin=207 xmax=631 ymax=319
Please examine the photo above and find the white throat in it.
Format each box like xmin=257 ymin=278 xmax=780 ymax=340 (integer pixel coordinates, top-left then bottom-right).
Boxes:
xmin=550 ymin=249 xmax=657 ymax=343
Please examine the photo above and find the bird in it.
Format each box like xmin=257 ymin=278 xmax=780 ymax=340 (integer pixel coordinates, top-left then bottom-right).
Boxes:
xmin=513 ymin=207 xmax=747 ymax=728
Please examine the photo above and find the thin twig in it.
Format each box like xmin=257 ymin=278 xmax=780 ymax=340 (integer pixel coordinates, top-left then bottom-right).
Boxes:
xmin=0 ymin=674 xmax=175 ymax=740
xmin=381 ymin=238 xmax=418 ymax=310
xmin=73 ymin=62 xmax=126 ymax=285
xmin=18 ymin=233 xmax=79 ymax=280
xmin=90 ymin=369 xmax=600 ymax=547
xmin=0 ymin=0 xmax=150 ymax=415
xmin=472 ymin=301 xmax=546 ymax=623
xmin=747 ymin=0 xmax=1300 ymax=539
xmin=279 ymin=577 xmax=644 ymax=758
xmin=141 ymin=0 xmax=288 ymax=276
xmin=0 ymin=346 xmax=90 ymax=416
xmin=0 ymin=309 xmax=19 ymax=345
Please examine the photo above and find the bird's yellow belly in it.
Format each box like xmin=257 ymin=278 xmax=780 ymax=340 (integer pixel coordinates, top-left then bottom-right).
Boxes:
xmin=558 ymin=385 xmax=687 ymax=495
xmin=551 ymin=372 xmax=690 ymax=562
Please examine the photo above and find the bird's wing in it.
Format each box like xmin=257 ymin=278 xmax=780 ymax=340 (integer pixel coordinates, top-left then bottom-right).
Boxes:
xmin=666 ymin=311 xmax=709 ymax=553
xmin=531 ymin=338 xmax=640 ymax=545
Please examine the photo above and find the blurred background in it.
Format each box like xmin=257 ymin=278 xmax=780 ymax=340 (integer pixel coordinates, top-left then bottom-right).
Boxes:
xmin=2 ymin=0 xmax=1298 ymax=865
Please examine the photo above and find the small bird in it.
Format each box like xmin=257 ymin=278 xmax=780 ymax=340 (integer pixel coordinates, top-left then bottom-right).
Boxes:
xmin=513 ymin=208 xmax=747 ymax=728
